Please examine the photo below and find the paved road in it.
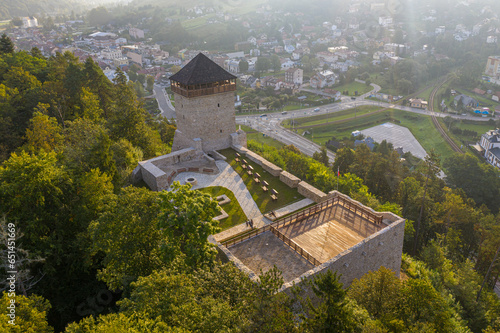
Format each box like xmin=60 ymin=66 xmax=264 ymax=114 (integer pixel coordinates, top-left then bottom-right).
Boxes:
xmin=153 ymin=85 xmax=175 ymax=119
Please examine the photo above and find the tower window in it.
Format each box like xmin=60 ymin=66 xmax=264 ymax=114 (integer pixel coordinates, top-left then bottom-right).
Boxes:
xmin=220 ymin=129 xmax=222 ymax=133
xmin=218 ymin=103 xmax=220 ymax=107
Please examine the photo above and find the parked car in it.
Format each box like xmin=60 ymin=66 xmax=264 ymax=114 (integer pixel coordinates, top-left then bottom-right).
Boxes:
xmin=314 ymin=108 xmax=320 ymax=112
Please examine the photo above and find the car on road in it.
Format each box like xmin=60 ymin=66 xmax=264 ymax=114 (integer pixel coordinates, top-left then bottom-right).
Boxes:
xmin=260 ymin=114 xmax=267 ymax=117
xmin=281 ymin=111 xmax=287 ymax=115
xmin=314 ymin=108 xmax=320 ymax=112
xmin=351 ymin=97 xmax=356 ymax=100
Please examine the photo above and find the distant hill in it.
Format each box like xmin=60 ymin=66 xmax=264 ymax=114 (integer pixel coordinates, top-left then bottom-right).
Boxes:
xmin=0 ymin=0 xmax=83 ymax=20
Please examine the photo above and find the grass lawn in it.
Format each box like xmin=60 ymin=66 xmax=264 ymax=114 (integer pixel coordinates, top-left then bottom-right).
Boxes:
xmin=237 ymin=125 xmax=285 ymax=149
xmin=292 ymin=109 xmax=456 ymax=161
xmin=438 ymin=118 xmax=497 ymax=143
xmin=219 ymin=148 xmax=305 ymax=214
xmin=455 ymin=88 xmax=499 ymax=108
xmin=283 ymin=104 xmax=306 ymax=111
xmin=283 ymin=105 xmax=382 ymax=128
xmin=334 ymin=81 xmax=372 ymax=96
xmin=198 ymin=186 xmax=248 ymax=231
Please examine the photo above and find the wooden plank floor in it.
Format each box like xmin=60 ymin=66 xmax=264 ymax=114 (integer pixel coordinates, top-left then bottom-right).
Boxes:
xmin=278 ymin=205 xmax=383 ymax=263
xmin=291 ymin=220 xmax=365 ymax=263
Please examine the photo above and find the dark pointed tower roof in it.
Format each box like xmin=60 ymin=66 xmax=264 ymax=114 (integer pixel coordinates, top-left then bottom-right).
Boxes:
xmin=169 ymin=53 xmax=237 ymax=85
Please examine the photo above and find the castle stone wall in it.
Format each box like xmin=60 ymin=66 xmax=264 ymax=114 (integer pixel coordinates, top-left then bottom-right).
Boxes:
xmin=280 ymin=216 xmax=405 ymax=293
xmin=280 ymin=171 xmax=300 ymax=188
xmin=173 ymin=91 xmax=235 ymax=152
xmin=297 ymin=181 xmax=327 ymax=203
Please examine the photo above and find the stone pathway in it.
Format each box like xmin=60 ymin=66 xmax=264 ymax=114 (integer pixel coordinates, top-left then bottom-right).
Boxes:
xmin=170 ymin=160 xmax=262 ymax=221
xmin=270 ymin=198 xmax=314 ymax=220
xmin=170 ymin=161 xmax=316 ymax=242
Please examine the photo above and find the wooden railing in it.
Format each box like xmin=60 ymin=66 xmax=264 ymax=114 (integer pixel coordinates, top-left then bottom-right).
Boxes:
xmin=221 ymin=225 xmax=271 ymax=248
xmin=270 ymin=226 xmax=322 ymax=266
xmin=335 ymin=195 xmax=383 ymax=225
xmin=220 ymin=194 xmax=383 ymax=254
xmin=171 ymin=84 xmax=236 ymax=98
xmin=270 ymin=196 xmax=338 ymax=230
xmin=270 ymin=195 xmax=383 ymax=229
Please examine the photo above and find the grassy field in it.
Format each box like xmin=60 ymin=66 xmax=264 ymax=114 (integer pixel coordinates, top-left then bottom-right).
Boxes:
xmin=334 ymin=81 xmax=372 ymax=96
xmin=283 ymin=105 xmax=382 ymax=128
xmin=455 ymin=88 xmax=500 ymax=109
xmin=237 ymin=124 xmax=285 ymax=149
xmin=291 ymin=109 xmax=457 ymax=161
xmin=198 ymin=186 xmax=248 ymax=231
xmin=219 ymin=148 xmax=304 ymax=213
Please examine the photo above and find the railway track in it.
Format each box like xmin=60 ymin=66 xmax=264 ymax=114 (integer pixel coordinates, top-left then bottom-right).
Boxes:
xmin=428 ymin=78 xmax=464 ymax=154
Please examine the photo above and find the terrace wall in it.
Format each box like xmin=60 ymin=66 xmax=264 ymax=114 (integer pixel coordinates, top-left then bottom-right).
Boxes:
xmin=280 ymin=171 xmax=300 ymax=188
xmin=298 ymin=181 xmax=327 ymax=203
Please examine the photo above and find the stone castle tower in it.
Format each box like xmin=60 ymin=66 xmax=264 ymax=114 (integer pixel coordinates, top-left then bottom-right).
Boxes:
xmin=170 ymin=53 xmax=240 ymax=152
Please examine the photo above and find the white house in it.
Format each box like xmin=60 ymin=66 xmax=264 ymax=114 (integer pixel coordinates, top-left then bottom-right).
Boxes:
xmin=487 ymin=36 xmax=497 ymax=44
xmin=478 ymin=129 xmax=500 ymax=170
xmin=310 ymin=70 xmax=337 ymax=89
xmin=378 ymin=16 xmax=393 ymax=27
xmin=435 ymin=26 xmax=446 ymax=35
xmin=225 ymin=59 xmax=240 ymax=74
xmin=129 ymin=28 xmax=145 ymax=39
xmin=101 ymin=48 xmax=123 ymax=60
xmin=281 ymin=59 xmax=295 ymax=70
xmin=22 ymin=17 xmax=38 ymax=28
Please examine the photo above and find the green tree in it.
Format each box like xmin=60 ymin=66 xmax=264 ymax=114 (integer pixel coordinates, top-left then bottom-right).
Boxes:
xmin=146 ymin=75 xmax=155 ymax=92
xmin=89 ymin=187 xmax=163 ymax=290
xmin=0 ymin=33 xmax=14 ymax=54
xmin=413 ymin=150 xmax=441 ymax=255
xmin=312 ymin=146 xmax=329 ymax=167
xmin=332 ymin=147 xmax=355 ymax=174
xmin=87 ymin=6 xmax=112 ymax=26
xmin=270 ymin=54 xmax=281 ymax=72
xmin=302 ymin=270 xmax=356 ymax=332
xmin=23 ymin=107 xmax=64 ymax=154
xmin=66 ymin=312 xmax=186 ymax=332
xmin=444 ymin=154 xmax=500 ymax=213
xmin=246 ymin=267 xmax=297 ymax=332
xmin=256 ymin=57 xmax=271 ymax=72
xmin=118 ymin=268 xmax=241 ymax=332
xmin=348 ymin=267 xmax=401 ymax=320
xmin=239 ymin=59 xmax=249 ymax=72
xmin=0 ymin=292 xmax=52 ymax=332
xmin=158 ymin=182 xmax=221 ymax=268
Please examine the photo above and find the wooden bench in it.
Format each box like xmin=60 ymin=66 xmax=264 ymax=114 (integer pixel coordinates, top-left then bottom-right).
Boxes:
xmin=271 ymin=194 xmax=278 ymax=201
xmin=242 ymin=164 xmax=247 ymax=170
xmin=235 ymin=158 xmax=240 ymax=163
xmin=262 ymin=186 xmax=268 ymax=192
xmin=254 ymin=178 xmax=260 ymax=184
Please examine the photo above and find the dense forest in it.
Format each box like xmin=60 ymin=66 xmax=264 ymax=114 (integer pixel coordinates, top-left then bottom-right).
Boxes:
xmin=1 ymin=34 xmax=500 ymax=332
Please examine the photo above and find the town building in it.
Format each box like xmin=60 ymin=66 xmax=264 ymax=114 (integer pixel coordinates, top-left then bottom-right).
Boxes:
xmin=22 ymin=17 xmax=38 ymax=28
xmin=478 ymin=128 xmax=500 ymax=170
xmin=409 ymin=98 xmax=428 ymax=109
xmin=485 ymin=56 xmax=500 ymax=80
xmin=129 ymin=28 xmax=145 ymax=39
xmin=285 ymin=67 xmax=303 ymax=85
xmin=310 ymin=70 xmax=337 ymax=89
